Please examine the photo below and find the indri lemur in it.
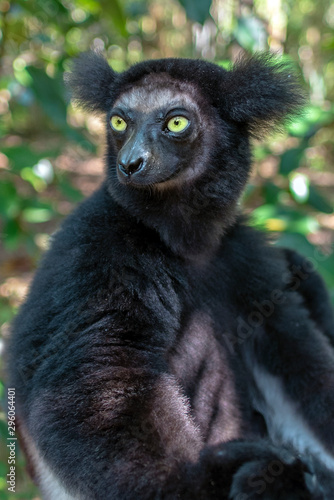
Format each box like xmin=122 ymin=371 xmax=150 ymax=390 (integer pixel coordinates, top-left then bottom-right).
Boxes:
xmin=7 ymin=52 xmax=334 ymax=499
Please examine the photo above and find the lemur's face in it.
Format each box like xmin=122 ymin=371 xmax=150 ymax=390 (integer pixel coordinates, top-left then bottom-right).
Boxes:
xmin=108 ymin=76 xmax=215 ymax=189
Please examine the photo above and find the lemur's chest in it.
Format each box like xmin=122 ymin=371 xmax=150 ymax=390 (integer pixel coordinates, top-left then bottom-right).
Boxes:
xmin=167 ymin=309 xmax=262 ymax=444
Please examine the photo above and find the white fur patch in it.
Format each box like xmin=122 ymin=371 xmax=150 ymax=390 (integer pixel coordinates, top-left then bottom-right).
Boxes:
xmin=20 ymin=425 xmax=81 ymax=500
xmin=113 ymin=74 xmax=202 ymax=115
xmin=115 ymin=87 xmax=197 ymax=114
xmin=36 ymin=458 xmax=81 ymax=500
xmin=253 ymin=364 xmax=334 ymax=471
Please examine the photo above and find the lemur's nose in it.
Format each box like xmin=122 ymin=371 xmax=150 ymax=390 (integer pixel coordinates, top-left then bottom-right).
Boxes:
xmin=118 ymin=157 xmax=144 ymax=177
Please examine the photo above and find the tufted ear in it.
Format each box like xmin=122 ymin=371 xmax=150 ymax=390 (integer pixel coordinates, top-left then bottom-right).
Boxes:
xmin=64 ymin=51 xmax=118 ymax=113
xmin=223 ymin=53 xmax=306 ymax=136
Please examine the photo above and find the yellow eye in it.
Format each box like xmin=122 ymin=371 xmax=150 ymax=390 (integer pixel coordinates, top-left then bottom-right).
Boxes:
xmin=167 ymin=116 xmax=189 ymax=133
xmin=110 ymin=115 xmax=127 ymax=132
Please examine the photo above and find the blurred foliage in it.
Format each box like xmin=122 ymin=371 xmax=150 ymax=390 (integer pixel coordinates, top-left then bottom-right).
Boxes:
xmin=0 ymin=0 xmax=333 ymax=497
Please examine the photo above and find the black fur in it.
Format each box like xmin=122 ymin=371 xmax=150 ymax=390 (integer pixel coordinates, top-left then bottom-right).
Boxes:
xmin=66 ymin=52 xmax=305 ymax=131
xmin=64 ymin=51 xmax=117 ymax=112
xmin=7 ymin=52 xmax=334 ymax=500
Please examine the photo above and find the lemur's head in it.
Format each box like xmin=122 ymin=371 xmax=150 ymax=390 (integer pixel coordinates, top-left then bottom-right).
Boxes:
xmin=66 ymin=52 xmax=304 ymax=256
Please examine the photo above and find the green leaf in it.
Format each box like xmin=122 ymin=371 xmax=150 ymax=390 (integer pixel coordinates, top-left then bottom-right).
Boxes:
xmin=3 ymin=146 xmax=44 ymax=173
xmin=234 ymin=16 xmax=267 ymax=51
xmin=279 ymin=146 xmax=305 ymax=176
xmin=0 ymin=182 xmax=19 ymax=217
xmin=287 ymin=105 xmax=334 ymax=138
xmin=99 ymin=0 xmax=128 ymax=36
xmin=217 ymin=60 xmax=231 ymax=70
xmin=22 ymin=208 xmax=54 ymax=223
xmin=20 ymin=168 xmax=47 ymax=192
xmin=0 ymin=299 xmax=15 ymax=326
xmin=322 ymin=34 xmax=334 ymax=50
xmin=178 ymin=0 xmax=212 ymax=24
xmin=26 ymin=66 xmax=68 ymax=127
xmin=263 ymin=182 xmax=281 ymax=204
xmin=65 ymin=128 xmax=96 ymax=152
xmin=2 ymin=219 xmax=21 ymax=249
xmin=275 ymin=232 xmax=316 ymax=254
xmin=126 ymin=0 xmax=148 ymax=17
xmin=307 ymin=186 xmax=333 ymax=214
xmin=251 ymin=204 xmax=318 ymax=234
xmin=16 ymin=0 xmax=69 ymax=17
